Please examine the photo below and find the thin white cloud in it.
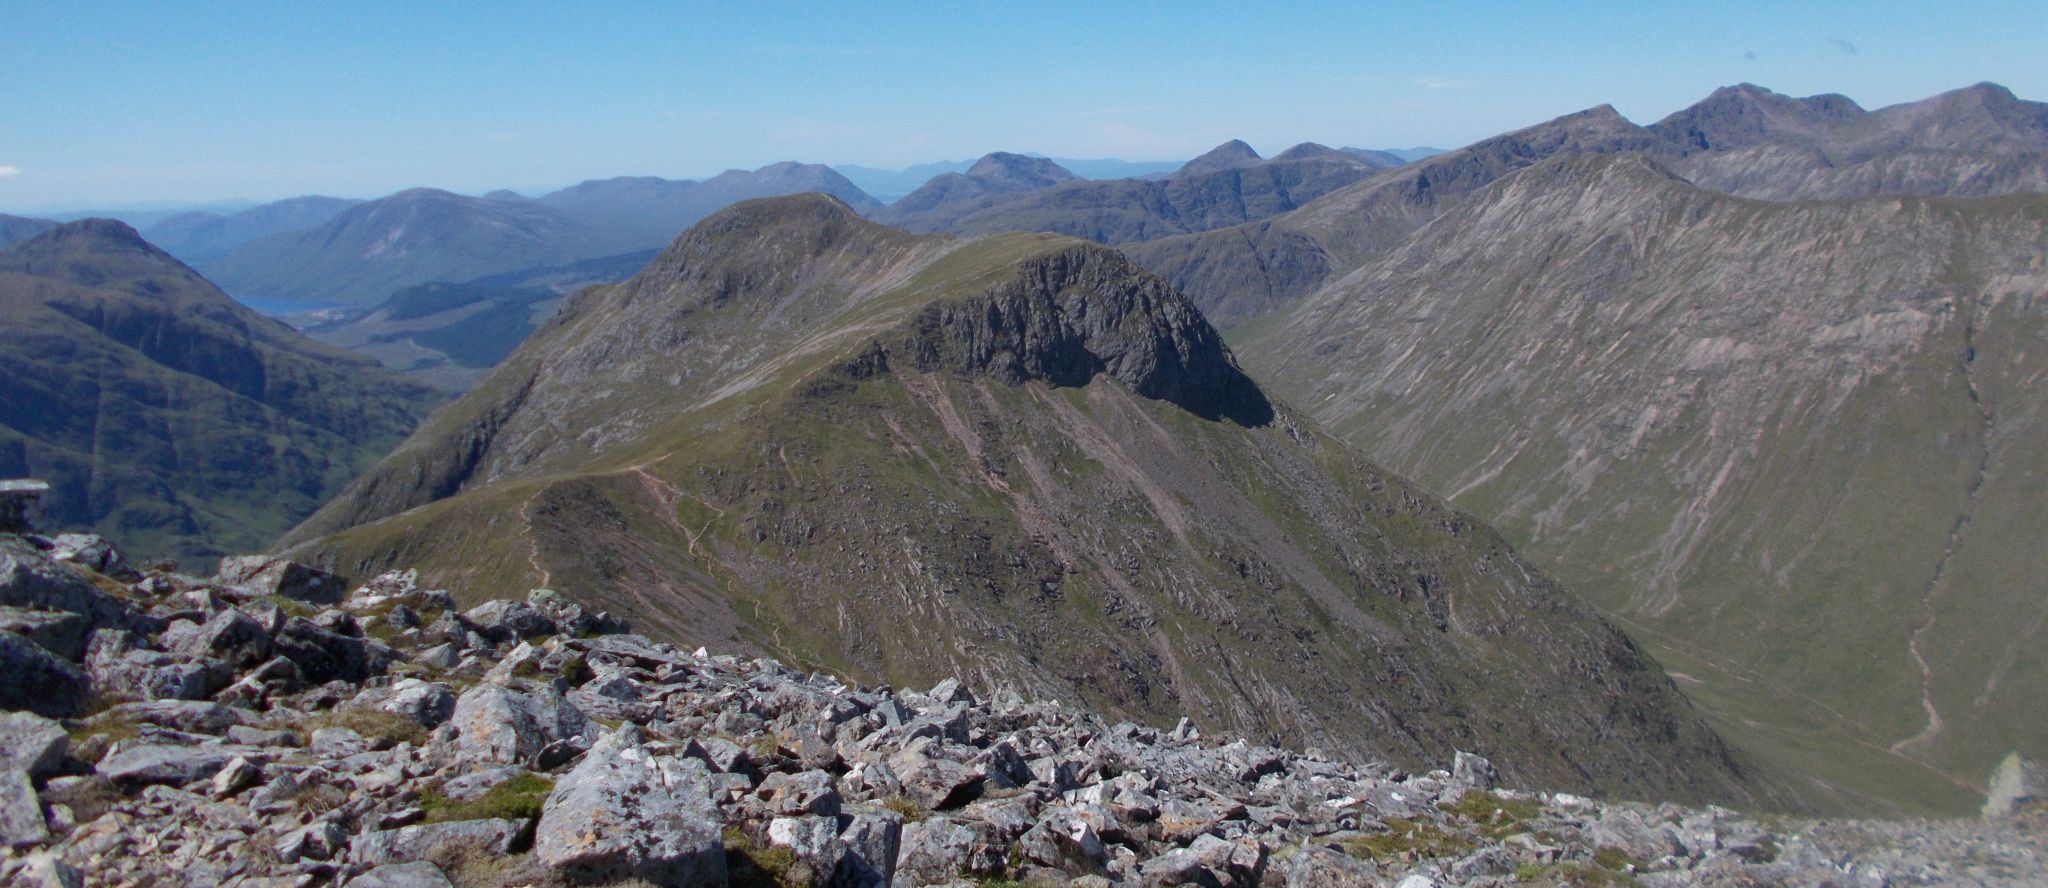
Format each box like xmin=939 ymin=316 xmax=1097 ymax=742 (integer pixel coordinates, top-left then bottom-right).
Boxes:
xmin=1415 ymin=77 xmax=1472 ymax=90
xmin=0 ymin=165 xmax=19 ymax=179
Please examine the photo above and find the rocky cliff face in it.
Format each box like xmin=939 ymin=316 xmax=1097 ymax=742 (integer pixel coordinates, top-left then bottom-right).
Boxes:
xmin=1235 ymin=152 xmax=2048 ymax=814
xmin=0 ymin=220 xmax=442 ymax=567
xmin=3 ymin=503 xmax=2044 ymax=886
xmin=280 ymin=195 xmax=1762 ymax=805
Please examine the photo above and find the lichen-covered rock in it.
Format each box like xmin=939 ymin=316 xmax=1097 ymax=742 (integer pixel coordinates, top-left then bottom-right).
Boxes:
xmin=346 ymin=860 xmax=457 ymax=888
xmin=96 ymin=742 xmax=266 ymax=788
xmin=0 ymin=768 xmax=49 ymax=848
xmin=213 ymin=555 xmax=346 ymax=604
xmin=1985 ymin=752 xmax=2048 ymax=821
xmin=449 ymin=682 xmax=590 ymax=767
xmin=533 ymin=724 xmax=726 ymax=885
xmin=350 ymin=818 xmax=527 ymax=868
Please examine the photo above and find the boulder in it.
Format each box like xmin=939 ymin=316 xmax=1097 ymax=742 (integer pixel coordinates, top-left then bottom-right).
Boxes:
xmin=43 ymin=534 xmax=141 ymax=582
xmin=834 ymin=806 xmax=903 ymax=888
xmin=0 ymin=712 xmax=70 ymax=779
xmin=273 ymin=616 xmax=397 ymax=683
xmin=464 ymin=600 xmax=557 ymax=641
xmin=0 ymin=607 xmax=89 ymax=661
xmin=213 ymin=556 xmax=346 ymax=604
xmin=893 ymin=816 xmax=1005 ymax=884
xmin=758 ymin=768 xmax=843 ymax=817
xmin=449 ymin=683 xmax=591 ymax=767
xmin=1451 ymin=751 xmax=1499 ymax=792
xmin=350 ymin=818 xmax=527 ymax=868
xmin=96 ymin=742 xmax=266 ymax=788
xmin=0 ymin=768 xmax=48 ymax=848
xmin=533 ymin=724 xmax=726 ymax=886
xmin=1273 ymin=843 xmax=1379 ymax=887
xmin=169 ymin=607 xmax=273 ymax=669
xmin=92 ymin=700 xmax=251 ymax=735
xmin=0 ymin=537 xmax=143 ymax=634
xmin=89 ymin=649 xmax=230 ymax=702
xmin=357 ymin=678 xmax=458 ymax=728
xmin=10 ymin=853 xmax=83 ymax=888
xmin=767 ymin=814 xmax=845 ymax=884
xmin=0 ymin=630 xmax=89 ymax=717
xmin=346 ymin=861 xmax=457 ymax=888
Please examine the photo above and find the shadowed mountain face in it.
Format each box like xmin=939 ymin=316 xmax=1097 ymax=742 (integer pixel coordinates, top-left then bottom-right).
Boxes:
xmin=1132 ymin=82 xmax=2048 ymax=331
xmin=0 ymin=214 xmax=59 ymax=250
xmin=1235 ymin=152 xmax=2048 ymax=814
xmin=876 ymin=141 xmax=1390 ymax=246
xmin=0 ymin=220 xmax=441 ymax=567
xmin=142 ymin=195 xmax=363 ymax=266
xmin=281 ymin=194 xmax=1766 ymax=806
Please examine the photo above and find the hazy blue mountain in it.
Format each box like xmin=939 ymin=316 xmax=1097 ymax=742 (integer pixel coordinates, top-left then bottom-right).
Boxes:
xmin=0 ymin=214 xmax=59 ymax=250
xmin=142 ymin=195 xmax=363 ymax=266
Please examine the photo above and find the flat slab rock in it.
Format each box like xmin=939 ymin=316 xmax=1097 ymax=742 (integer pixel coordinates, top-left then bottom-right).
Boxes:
xmin=534 ymin=724 xmax=726 ymax=885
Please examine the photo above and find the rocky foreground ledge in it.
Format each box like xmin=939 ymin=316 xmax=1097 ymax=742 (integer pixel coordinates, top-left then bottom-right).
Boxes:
xmin=0 ymin=506 xmax=2044 ymax=885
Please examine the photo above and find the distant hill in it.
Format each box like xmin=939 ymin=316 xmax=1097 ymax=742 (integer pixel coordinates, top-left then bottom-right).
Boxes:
xmin=0 ymin=220 xmax=441 ymax=567
xmin=1233 ymin=151 xmax=2048 ymax=814
xmin=878 ymin=140 xmax=1391 ymax=244
xmin=837 ymin=156 xmax=1187 ymax=202
xmin=282 ymin=194 xmax=1766 ymax=806
xmin=535 ymin=161 xmax=880 ymax=246
xmin=142 ymin=195 xmax=363 ymax=266
xmin=871 ymin=152 xmax=1081 ymax=230
xmin=203 ymin=188 xmax=623 ymax=309
xmin=206 ymin=164 xmax=882 ymax=311
xmin=0 ymin=214 xmax=59 ymax=250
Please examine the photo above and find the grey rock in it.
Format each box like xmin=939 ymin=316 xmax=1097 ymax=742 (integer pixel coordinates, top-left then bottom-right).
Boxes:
xmin=464 ymin=599 xmax=556 ymax=640
xmin=833 ymin=806 xmax=903 ymax=888
xmin=894 ymin=816 xmax=1005 ymax=884
xmin=449 ymin=682 xmax=590 ymax=767
xmin=213 ymin=556 xmax=346 ymax=604
xmin=276 ymin=820 xmax=347 ymax=863
xmin=0 ymin=768 xmax=48 ymax=847
xmin=350 ymin=818 xmax=526 ymax=868
xmin=44 ymin=534 xmax=141 ymax=582
xmin=345 ymin=860 xmax=456 ymax=888
xmin=226 ymin=725 xmax=301 ymax=747
xmin=533 ymin=724 xmax=726 ymax=886
xmin=361 ymin=678 xmax=458 ymax=728
xmin=171 ymin=607 xmax=273 ymax=669
xmin=768 ymin=814 xmax=846 ymax=884
xmin=96 ymin=742 xmax=265 ymax=788
xmin=0 ymin=711 xmax=70 ymax=779
xmin=1273 ymin=843 xmax=1378 ymax=887
xmin=90 ymin=649 xmax=230 ymax=702
xmin=1018 ymin=806 xmax=1107 ymax=871
xmin=11 ymin=852 xmax=83 ymax=888
xmin=888 ymin=743 xmax=985 ymax=810
xmin=211 ymin=755 xmax=262 ymax=798
xmin=0 ymin=630 xmax=89 ymax=717
xmin=1451 ymin=751 xmax=1499 ymax=792
xmin=1589 ymin=807 xmax=1682 ymax=863
xmin=0 ymin=537 xmax=144 ymax=636
xmin=758 ymin=768 xmax=842 ymax=817
xmin=273 ymin=616 xmax=396 ymax=683
xmin=0 ymin=607 xmax=89 ymax=660
xmin=93 ymin=699 xmax=251 ymax=735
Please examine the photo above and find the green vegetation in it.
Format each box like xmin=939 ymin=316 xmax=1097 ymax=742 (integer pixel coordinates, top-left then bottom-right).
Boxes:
xmin=310 ymin=707 xmax=429 ymax=747
xmin=419 ymin=772 xmax=554 ymax=824
xmin=1341 ymin=817 xmax=1476 ymax=862
xmin=1441 ymin=791 xmax=1542 ymax=839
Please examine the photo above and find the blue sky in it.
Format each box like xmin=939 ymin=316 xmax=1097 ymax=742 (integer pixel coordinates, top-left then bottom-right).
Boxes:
xmin=2 ymin=0 xmax=2043 ymax=211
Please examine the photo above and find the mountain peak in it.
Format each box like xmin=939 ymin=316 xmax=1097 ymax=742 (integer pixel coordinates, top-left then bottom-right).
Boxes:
xmin=1177 ymin=139 xmax=1263 ymax=176
xmin=1271 ymin=142 xmax=1353 ymax=163
xmin=964 ymin=152 xmax=1078 ymax=188
xmin=5 ymin=218 xmax=178 ymax=270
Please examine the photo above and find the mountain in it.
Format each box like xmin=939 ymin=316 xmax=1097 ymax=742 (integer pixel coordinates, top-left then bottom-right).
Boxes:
xmin=880 ymin=140 xmax=1391 ymax=246
xmin=205 ymin=167 xmax=881 ymax=311
xmin=0 ymin=214 xmax=59 ymax=250
xmin=1653 ymin=82 xmax=2048 ymax=200
xmin=302 ymin=249 xmax=658 ymax=392
xmin=1128 ymin=106 xmax=1654 ymax=329
xmin=1133 ymin=83 xmax=2048 ymax=331
xmin=536 ymin=162 xmax=881 ymax=247
xmin=871 ymin=152 xmax=1081 ymax=229
xmin=279 ymin=194 xmax=1767 ymax=805
xmin=0 ymin=220 xmax=442 ymax=567
xmin=836 ymin=157 xmax=1189 ymax=202
xmin=142 ymin=195 xmax=363 ymax=266
xmin=1232 ymin=151 xmax=2048 ymax=814
xmin=204 ymin=188 xmax=628 ymax=309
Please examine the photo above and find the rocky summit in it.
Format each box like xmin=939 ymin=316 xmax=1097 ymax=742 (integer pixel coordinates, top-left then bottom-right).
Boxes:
xmin=2 ymin=506 xmax=2044 ymax=887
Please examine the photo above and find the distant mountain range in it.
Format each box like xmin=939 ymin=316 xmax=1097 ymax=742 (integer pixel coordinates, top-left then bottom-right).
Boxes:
xmin=141 ymin=195 xmax=364 ymax=266
xmin=874 ymin=141 xmax=1392 ymax=245
xmin=281 ymin=194 xmax=1768 ymax=806
xmin=192 ymin=163 xmax=879 ymax=311
xmin=0 ymin=214 xmax=59 ymax=250
xmin=0 ymin=220 xmax=441 ymax=567
xmin=835 ymin=156 xmax=1187 ymax=201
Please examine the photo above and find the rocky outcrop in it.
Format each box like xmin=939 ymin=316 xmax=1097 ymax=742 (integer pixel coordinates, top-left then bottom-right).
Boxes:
xmin=4 ymin=503 xmax=2045 ymax=885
